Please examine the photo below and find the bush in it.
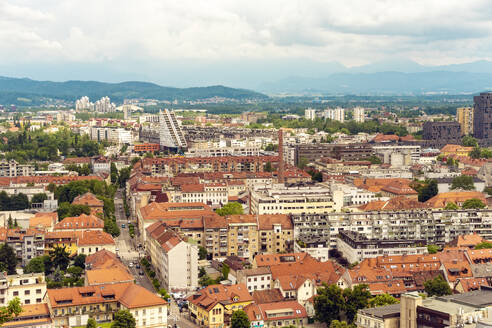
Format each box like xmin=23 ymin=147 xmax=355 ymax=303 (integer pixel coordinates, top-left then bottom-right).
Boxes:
xmin=152 ymin=278 xmax=160 ymax=290
xmin=141 ymin=258 xmax=149 ymax=267
xmin=149 ymin=271 xmax=156 ymax=278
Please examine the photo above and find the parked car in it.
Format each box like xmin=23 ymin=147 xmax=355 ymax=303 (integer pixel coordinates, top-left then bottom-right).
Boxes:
xmin=121 ymin=224 xmax=126 ymax=228
xmin=139 ymin=270 xmax=144 ymax=276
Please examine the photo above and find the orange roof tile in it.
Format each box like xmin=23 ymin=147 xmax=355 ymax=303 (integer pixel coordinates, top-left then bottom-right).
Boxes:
xmin=29 ymin=212 xmax=57 ymax=230
xmin=77 ymin=230 xmax=115 ymax=246
xmin=425 ymin=191 xmax=486 ymax=208
xmin=86 ymin=267 xmax=134 ymax=285
xmin=72 ymin=192 xmax=104 ymax=207
xmin=55 ymin=214 xmax=104 ymax=230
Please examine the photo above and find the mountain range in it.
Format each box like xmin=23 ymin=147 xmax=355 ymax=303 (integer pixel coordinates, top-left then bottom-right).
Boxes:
xmin=0 ymin=76 xmax=267 ymax=106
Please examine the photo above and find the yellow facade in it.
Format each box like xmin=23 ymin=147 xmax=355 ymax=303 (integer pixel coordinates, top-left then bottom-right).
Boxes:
xmin=44 ymin=241 xmax=78 ymax=256
xmin=189 ymin=299 xmax=253 ymax=328
xmin=456 ymin=107 xmax=474 ymax=136
xmin=227 ymin=223 xmax=258 ymax=260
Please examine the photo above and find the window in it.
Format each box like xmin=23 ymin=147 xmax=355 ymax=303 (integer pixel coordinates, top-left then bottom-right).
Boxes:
xmin=36 ymin=298 xmax=41 ymax=303
xmin=25 ymin=299 xmax=30 ymax=304
xmin=25 ymin=290 xmax=30 ymax=295
xmin=13 ymin=291 xmax=18 ymax=296
xmin=36 ymin=289 xmax=41 ymax=294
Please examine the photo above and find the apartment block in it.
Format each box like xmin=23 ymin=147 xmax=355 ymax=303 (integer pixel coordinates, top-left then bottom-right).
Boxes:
xmin=236 ymin=267 xmax=272 ymax=292
xmin=456 ymin=107 xmax=474 ymax=136
xmin=7 ymin=273 xmax=46 ymax=306
xmin=159 ymin=109 xmax=187 ymax=148
xmin=0 ymin=160 xmax=35 ymax=177
xmin=227 ymin=215 xmax=259 ymax=260
xmin=474 ymin=92 xmax=492 ymax=142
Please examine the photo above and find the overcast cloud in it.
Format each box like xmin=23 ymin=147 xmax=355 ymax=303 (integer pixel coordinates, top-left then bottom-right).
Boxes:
xmin=1 ymin=0 xmax=492 ymax=87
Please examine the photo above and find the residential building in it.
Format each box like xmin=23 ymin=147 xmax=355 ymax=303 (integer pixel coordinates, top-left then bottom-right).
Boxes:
xmin=29 ymin=212 xmax=58 ymax=231
xmin=323 ymin=107 xmax=345 ymax=122
xmin=203 ymin=215 xmax=229 ymax=259
xmin=474 ymin=92 xmax=492 ymax=143
xmin=145 ymin=220 xmax=198 ymax=291
xmin=134 ymin=143 xmax=160 ymax=153
xmin=257 ymin=214 xmax=294 ymax=254
xmin=46 ymin=282 xmax=168 ymax=328
xmin=169 ymin=183 xmax=228 ymax=207
xmin=372 ymin=145 xmax=420 ymax=166
xmin=75 ymin=96 xmax=94 ymax=111
xmin=236 ymin=267 xmax=272 ymax=292
xmin=90 ymin=127 xmax=131 ymax=144
xmin=457 ymin=107 xmax=474 ymax=136
xmin=94 ymin=96 xmax=116 ymax=113
xmin=440 ymin=144 xmax=474 ymax=157
xmin=250 ymin=184 xmax=343 ymax=215
xmin=226 ymin=215 xmax=258 ymax=260
xmin=77 ymin=230 xmax=116 ymax=255
xmin=305 ymin=108 xmax=316 ymax=120
xmin=84 ymin=250 xmax=134 ymax=286
xmin=54 ymin=214 xmax=104 ymax=232
xmin=2 ymin=228 xmax=45 ymax=266
xmin=356 ymin=303 xmax=400 ymax=328
xmin=159 ymin=109 xmax=187 ymax=149
xmin=354 ymin=106 xmax=365 ymax=123
xmin=423 ymin=121 xmax=462 ymax=146
xmin=44 ymin=231 xmax=78 ymax=256
xmin=7 ymin=273 xmax=46 ymax=306
xmin=244 ymin=301 xmax=308 ymax=328
xmin=294 ymin=143 xmax=373 ymax=165
xmin=2 ymin=303 xmax=52 ymax=328
xmin=71 ymin=192 xmax=104 ymax=216
xmin=336 ymin=230 xmax=428 ymax=263
xmin=188 ymin=283 xmax=253 ymax=328
xmin=0 ymin=160 xmax=35 ymax=177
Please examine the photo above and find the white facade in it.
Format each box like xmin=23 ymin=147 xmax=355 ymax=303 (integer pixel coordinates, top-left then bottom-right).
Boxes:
xmin=75 ymin=96 xmax=94 ymax=111
xmin=94 ymin=96 xmax=116 ymax=113
xmin=323 ymin=107 xmax=345 ymax=122
xmin=159 ymin=109 xmax=187 ymax=148
xmin=127 ymin=304 xmax=168 ymax=328
xmin=237 ymin=269 xmax=272 ymax=293
xmin=353 ymin=107 xmax=365 ymax=123
xmin=305 ymin=108 xmax=316 ymax=120
xmin=6 ymin=273 xmax=46 ymax=306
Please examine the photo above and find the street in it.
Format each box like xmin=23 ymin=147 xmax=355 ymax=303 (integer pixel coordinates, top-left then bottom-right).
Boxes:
xmin=114 ymin=189 xmax=198 ymax=328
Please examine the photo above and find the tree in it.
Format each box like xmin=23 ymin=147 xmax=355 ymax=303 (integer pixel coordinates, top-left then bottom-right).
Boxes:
xmin=67 ymin=266 xmax=83 ymax=279
xmin=216 ymin=202 xmax=243 ymax=216
xmin=24 ymin=257 xmax=45 ymax=273
xmin=475 ymin=242 xmax=492 ymax=249
xmin=110 ymin=162 xmax=118 ymax=184
xmin=198 ymin=246 xmax=208 ymax=260
xmin=417 ymin=179 xmax=438 ymax=202
xmin=462 ymin=136 xmax=478 ymax=147
xmin=73 ymin=254 xmax=86 ymax=269
xmin=368 ymin=294 xmax=398 ymax=307
xmin=343 ymin=284 xmax=372 ymax=322
xmin=427 ymin=245 xmax=439 ymax=254
xmin=444 ymin=202 xmax=459 ymax=210
xmin=462 ymin=198 xmax=486 ymax=209
xmin=31 ymin=193 xmax=47 ymax=204
xmin=9 ymin=193 xmax=29 ymax=210
xmin=221 ymin=263 xmax=230 ymax=280
xmin=424 ymin=276 xmax=452 ymax=297
xmin=7 ymin=215 xmax=13 ymax=229
xmin=451 ymin=175 xmax=475 ymax=190
xmin=0 ymin=244 xmax=17 ymax=274
xmin=231 ymin=310 xmax=250 ymax=328
xmin=470 ymin=146 xmax=482 ymax=159
xmin=314 ymin=284 xmax=345 ymax=325
xmin=111 ymin=309 xmax=136 ymax=328
xmin=264 ymin=162 xmax=274 ymax=172
xmin=57 ymin=202 xmax=91 ymax=220
xmin=199 ymin=267 xmax=206 ymax=278
xmin=0 ymin=297 xmax=22 ymax=325
xmin=158 ymin=288 xmax=170 ymax=300
xmin=298 ymin=157 xmax=309 ymax=169
xmin=50 ymin=246 xmax=70 ymax=271
xmin=366 ymin=155 xmax=382 ymax=165
xmin=330 ymin=320 xmax=356 ymax=328
xmin=118 ymin=167 xmax=131 ymax=188
xmin=86 ymin=318 xmax=97 ymax=328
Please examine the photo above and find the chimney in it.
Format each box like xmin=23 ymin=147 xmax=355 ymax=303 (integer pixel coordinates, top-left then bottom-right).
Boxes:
xmin=278 ymin=129 xmax=284 ymax=184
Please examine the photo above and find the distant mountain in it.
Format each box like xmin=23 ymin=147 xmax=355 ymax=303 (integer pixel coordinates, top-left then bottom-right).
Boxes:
xmin=0 ymin=76 xmax=267 ymax=106
xmin=259 ymin=71 xmax=492 ymax=95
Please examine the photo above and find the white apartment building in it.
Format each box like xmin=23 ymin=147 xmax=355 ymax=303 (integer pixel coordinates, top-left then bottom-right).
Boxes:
xmin=159 ymin=109 xmax=187 ymax=148
xmin=250 ymin=184 xmax=344 ymax=215
xmin=353 ymin=107 xmax=365 ymax=123
xmin=169 ymin=183 xmax=228 ymax=206
xmin=323 ymin=107 xmax=345 ymax=122
xmin=305 ymin=108 xmax=316 ymax=120
xmin=94 ymin=96 xmax=116 ymax=113
xmin=6 ymin=273 xmax=46 ymax=306
xmin=185 ymin=146 xmax=261 ymax=157
xmin=328 ymin=183 xmax=376 ymax=206
xmin=0 ymin=160 xmax=35 ymax=177
xmin=373 ymin=145 xmax=421 ymax=166
xmin=146 ymin=221 xmax=198 ymax=291
xmin=75 ymin=96 xmax=94 ymax=111
xmin=236 ymin=267 xmax=272 ymax=292
xmin=90 ymin=127 xmax=132 ymax=144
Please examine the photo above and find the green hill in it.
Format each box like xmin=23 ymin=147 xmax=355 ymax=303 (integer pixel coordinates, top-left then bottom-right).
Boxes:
xmin=0 ymin=76 xmax=267 ymax=105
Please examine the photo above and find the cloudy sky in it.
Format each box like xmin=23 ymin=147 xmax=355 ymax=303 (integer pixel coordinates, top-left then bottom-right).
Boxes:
xmin=1 ymin=0 xmax=492 ymax=88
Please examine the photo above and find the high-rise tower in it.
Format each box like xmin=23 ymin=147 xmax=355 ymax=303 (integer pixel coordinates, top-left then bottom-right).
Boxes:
xmin=159 ymin=109 xmax=187 ymax=149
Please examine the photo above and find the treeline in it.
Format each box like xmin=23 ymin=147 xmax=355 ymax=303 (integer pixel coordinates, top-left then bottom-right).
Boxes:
xmin=0 ymin=192 xmax=47 ymax=211
xmin=0 ymin=128 xmax=102 ymax=163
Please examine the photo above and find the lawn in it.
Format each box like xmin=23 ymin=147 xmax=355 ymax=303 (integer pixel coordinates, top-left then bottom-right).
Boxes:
xmin=74 ymin=322 xmax=112 ymax=328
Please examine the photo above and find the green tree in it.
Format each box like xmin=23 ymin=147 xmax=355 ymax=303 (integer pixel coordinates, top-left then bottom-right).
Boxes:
xmin=366 ymin=155 xmax=382 ymax=165
xmin=86 ymin=318 xmax=97 ymax=328
xmin=7 ymin=215 xmax=13 ymax=229
xmin=0 ymin=297 xmax=22 ymax=325
xmin=424 ymin=276 xmax=452 ymax=297
xmin=462 ymin=198 xmax=486 ymax=209
xmin=451 ymin=175 xmax=475 ymax=190
xmin=298 ymin=157 xmax=309 ymax=169
xmin=417 ymin=179 xmax=438 ymax=202
xmin=368 ymin=294 xmax=398 ymax=307
xmin=470 ymin=146 xmax=482 ymax=159
xmin=73 ymin=254 xmax=86 ymax=269
xmin=199 ymin=267 xmax=207 ymax=278
xmin=462 ymin=136 xmax=478 ymax=147
xmin=343 ymin=284 xmax=372 ymax=322
xmin=231 ymin=310 xmax=250 ymax=328
xmin=264 ymin=162 xmax=274 ymax=172
xmin=475 ymin=242 xmax=492 ymax=249
xmin=67 ymin=266 xmax=83 ymax=279
xmin=24 ymin=257 xmax=45 ymax=273
xmin=330 ymin=320 xmax=356 ymax=328
xmin=314 ymin=284 xmax=345 ymax=325
xmin=198 ymin=246 xmax=208 ymax=260
xmin=110 ymin=162 xmax=118 ymax=184
xmin=50 ymin=246 xmax=70 ymax=271
xmin=158 ymin=288 xmax=170 ymax=300
xmin=118 ymin=167 xmax=131 ymax=188
xmin=216 ymin=202 xmax=243 ymax=216
xmin=31 ymin=193 xmax=47 ymax=204
xmin=111 ymin=310 xmax=136 ymax=328
xmin=57 ymin=202 xmax=91 ymax=220
xmin=221 ymin=263 xmax=230 ymax=280
xmin=0 ymin=244 xmax=17 ymax=274
xmin=427 ymin=245 xmax=439 ymax=254
xmin=444 ymin=202 xmax=459 ymax=210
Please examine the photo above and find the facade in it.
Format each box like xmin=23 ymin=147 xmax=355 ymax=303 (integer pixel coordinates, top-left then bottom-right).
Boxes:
xmin=94 ymin=96 xmax=116 ymax=113
xmin=0 ymin=160 xmax=35 ymax=177
xmin=305 ymin=108 xmax=316 ymax=120
xmin=457 ymin=107 xmax=474 ymax=136
xmin=185 ymin=146 xmax=261 ymax=157
xmin=90 ymin=127 xmax=131 ymax=144
xmin=422 ymin=121 xmax=462 ymax=145
xmin=244 ymin=301 xmax=308 ymax=328
xmin=75 ymin=96 xmax=94 ymax=111
xmin=146 ymin=220 xmax=198 ymax=291
xmin=2 ymin=303 xmax=52 ymax=328
xmin=169 ymin=183 xmax=228 ymax=206
xmin=77 ymin=230 xmax=116 ymax=256
xmin=372 ymin=145 xmax=420 ymax=166
xmin=354 ymin=106 xmax=365 ymax=123
xmin=134 ymin=143 xmax=160 ymax=153
xmin=294 ymin=143 xmax=373 ymax=165
xmin=474 ymin=92 xmax=492 ymax=142
xmin=250 ymin=184 xmax=343 ymax=215
xmin=336 ymin=230 xmax=428 ymax=263
xmin=159 ymin=109 xmax=187 ymax=148
xmin=236 ymin=267 xmax=272 ymax=292
xmin=72 ymin=192 xmax=104 ymax=216
xmin=7 ymin=273 xmax=46 ymax=306
xmin=46 ymin=282 xmax=168 ymax=328
xmin=324 ymin=107 xmax=345 ymax=122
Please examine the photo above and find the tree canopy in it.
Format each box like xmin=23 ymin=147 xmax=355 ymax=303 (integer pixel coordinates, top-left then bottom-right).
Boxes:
xmin=231 ymin=310 xmax=250 ymax=328
xmin=216 ymin=202 xmax=244 ymax=216
xmin=424 ymin=276 xmax=452 ymax=297
xmin=0 ymin=297 xmax=22 ymax=325
xmin=0 ymin=244 xmax=17 ymax=274
xmin=451 ymin=175 xmax=475 ymax=190
xmin=475 ymin=242 xmax=492 ymax=249
xmin=24 ymin=257 xmax=45 ymax=274
xmin=111 ymin=310 xmax=136 ymax=328
xmin=462 ymin=198 xmax=486 ymax=209
xmin=368 ymin=294 xmax=398 ymax=307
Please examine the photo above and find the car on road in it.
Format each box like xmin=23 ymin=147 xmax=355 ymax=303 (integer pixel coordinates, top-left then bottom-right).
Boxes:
xmin=139 ymin=270 xmax=144 ymax=276
xmin=136 ymin=264 xmax=140 ymax=269
xmin=129 ymin=262 xmax=133 ymax=268
xmin=121 ymin=224 xmax=126 ymax=228
xmin=115 ymin=248 xmax=119 ymax=252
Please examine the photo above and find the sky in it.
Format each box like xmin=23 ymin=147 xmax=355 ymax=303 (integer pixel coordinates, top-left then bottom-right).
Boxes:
xmin=1 ymin=0 xmax=492 ymax=88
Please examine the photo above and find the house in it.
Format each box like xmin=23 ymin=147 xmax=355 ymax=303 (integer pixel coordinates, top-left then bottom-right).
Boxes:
xmin=440 ymin=144 xmax=474 ymax=158
xmin=2 ymin=303 xmax=52 ymax=328
xmin=425 ymin=191 xmax=487 ymax=208
xmin=145 ymin=220 xmax=198 ymax=291
xmin=236 ymin=267 xmax=272 ymax=293
xmin=46 ymin=282 xmax=168 ymax=328
xmin=84 ymin=249 xmax=134 ymax=286
xmin=244 ymin=300 xmax=308 ymax=328
xmin=273 ymin=275 xmax=316 ymax=306
xmin=71 ymin=192 xmax=104 ymax=216
xmin=188 ymin=283 xmax=253 ymax=328
xmin=77 ymin=230 xmax=116 ymax=255
xmin=54 ymin=214 xmax=104 ymax=232
xmin=29 ymin=212 xmax=58 ymax=231
xmin=44 ymin=231 xmax=78 ymax=256
xmin=6 ymin=273 xmax=46 ymax=306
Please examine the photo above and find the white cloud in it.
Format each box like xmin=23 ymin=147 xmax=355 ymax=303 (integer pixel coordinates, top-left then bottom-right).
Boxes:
xmin=1 ymin=0 xmax=492 ymax=71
